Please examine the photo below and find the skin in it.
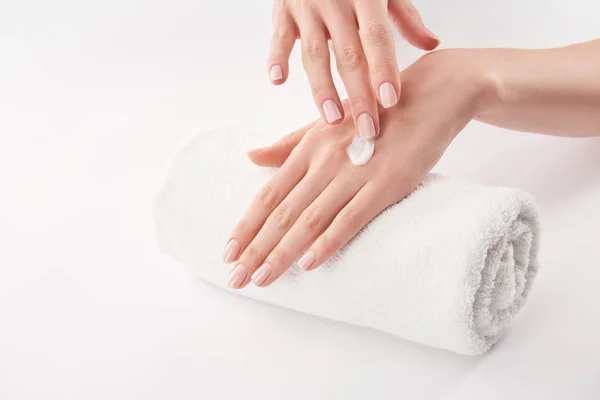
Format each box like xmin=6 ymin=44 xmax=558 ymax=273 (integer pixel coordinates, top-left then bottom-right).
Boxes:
xmin=225 ymin=39 xmax=600 ymax=289
xmin=267 ymin=0 xmax=439 ymax=139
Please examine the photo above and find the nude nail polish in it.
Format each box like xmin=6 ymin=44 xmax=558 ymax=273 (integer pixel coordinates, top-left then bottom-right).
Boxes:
xmin=228 ymin=263 xmax=248 ymax=289
xmin=222 ymin=239 xmax=241 ymax=263
xmin=269 ymin=65 xmax=283 ymax=82
xmin=297 ymin=250 xmax=316 ymax=271
xmin=252 ymin=263 xmax=272 ymax=286
xmin=357 ymin=113 xmax=377 ymax=139
xmin=379 ymin=82 xmax=398 ymax=108
xmin=322 ymin=100 xmax=342 ymax=123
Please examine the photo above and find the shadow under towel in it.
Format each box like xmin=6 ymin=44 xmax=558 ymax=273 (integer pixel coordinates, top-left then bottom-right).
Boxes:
xmin=154 ymin=129 xmax=541 ymax=355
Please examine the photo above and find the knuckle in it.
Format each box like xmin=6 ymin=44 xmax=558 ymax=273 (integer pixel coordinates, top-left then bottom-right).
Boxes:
xmin=363 ymin=22 xmax=391 ymax=44
xmin=303 ymin=125 xmax=323 ymax=144
xmin=309 ymin=82 xmax=332 ymax=98
xmin=316 ymin=233 xmax=336 ymax=256
xmin=407 ymin=5 xmax=421 ymax=20
xmin=375 ymin=173 xmax=412 ymax=202
xmin=348 ymin=94 xmax=369 ymax=110
xmin=300 ymin=206 xmax=322 ymax=230
xmin=243 ymin=246 xmax=264 ymax=265
xmin=324 ymin=138 xmax=350 ymax=155
xmin=403 ymin=2 xmax=424 ymax=24
xmin=338 ymin=206 xmax=361 ymax=228
xmin=256 ymin=185 xmax=278 ymax=209
xmin=337 ymin=47 xmax=364 ymax=72
xmin=309 ymin=145 xmax=340 ymax=166
xmin=271 ymin=203 xmax=295 ymax=230
xmin=268 ymin=248 xmax=288 ymax=266
xmin=371 ymin=55 xmax=396 ymax=76
xmin=273 ymin=27 xmax=295 ymax=42
xmin=302 ymin=40 xmax=326 ymax=60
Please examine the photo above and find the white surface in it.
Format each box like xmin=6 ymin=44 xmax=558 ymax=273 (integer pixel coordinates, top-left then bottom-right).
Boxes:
xmin=155 ymin=129 xmax=541 ymax=355
xmin=0 ymin=0 xmax=599 ymax=399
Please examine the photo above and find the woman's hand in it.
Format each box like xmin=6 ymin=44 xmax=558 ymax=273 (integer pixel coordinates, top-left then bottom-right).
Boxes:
xmin=223 ymin=49 xmax=497 ymax=289
xmin=268 ymin=0 xmax=439 ymax=139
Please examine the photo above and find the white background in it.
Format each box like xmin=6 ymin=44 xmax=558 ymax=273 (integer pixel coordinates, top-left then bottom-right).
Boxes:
xmin=1 ymin=0 xmax=600 ymax=399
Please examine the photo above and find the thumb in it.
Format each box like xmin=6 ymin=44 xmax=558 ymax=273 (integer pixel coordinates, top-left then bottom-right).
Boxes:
xmin=247 ymin=121 xmax=316 ymax=167
xmin=389 ymin=0 xmax=440 ymax=51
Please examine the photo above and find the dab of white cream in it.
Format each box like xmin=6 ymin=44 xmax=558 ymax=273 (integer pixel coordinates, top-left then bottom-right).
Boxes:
xmin=346 ymin=135 xmax=375 ymax=166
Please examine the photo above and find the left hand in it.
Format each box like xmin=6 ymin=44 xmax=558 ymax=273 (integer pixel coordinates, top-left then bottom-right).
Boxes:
xmin=223 ymin=48 xmax=498 ymax=288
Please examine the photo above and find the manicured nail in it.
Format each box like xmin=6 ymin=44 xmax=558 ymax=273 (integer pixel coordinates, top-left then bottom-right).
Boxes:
xmin=228 ymin=263 xmax=248 ymax=289
xmin=222 ymin=239 xmax=241 ymax=263
xmin=252 ymin=263 xmax=272 ymax=286
xmin=357 ymin=113 xmax=377 ymax=139
xmin=379 ymin=82 xmax=398 ymax=108
xmin=322 ymin=100 xmax=342 ymax=124
xmin=269 ymin=65 xmax=283 ymax=82
xmin=297 ymin=250 xmax=316 ymax=271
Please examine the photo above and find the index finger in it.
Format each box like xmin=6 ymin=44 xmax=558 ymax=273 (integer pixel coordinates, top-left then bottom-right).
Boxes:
xmin=322 ymin=8 xmax=380 ymax=140
xmin=223 ymin=146 xmax=308 ymax=265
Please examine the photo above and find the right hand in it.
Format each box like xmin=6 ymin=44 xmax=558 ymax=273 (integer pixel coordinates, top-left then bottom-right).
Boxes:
xmin=267 ymin=0 xmax=439 ymax=139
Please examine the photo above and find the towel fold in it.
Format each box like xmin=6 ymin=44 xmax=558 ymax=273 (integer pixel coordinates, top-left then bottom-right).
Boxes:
xmin=154 ymin=129 xmax=541 ymax=355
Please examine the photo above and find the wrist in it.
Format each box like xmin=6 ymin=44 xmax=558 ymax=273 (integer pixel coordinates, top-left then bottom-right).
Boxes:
xmin=467 ymin=48 xmax=506 ymax=118
xmin=421 ymin=48 xmax=505 ymax=121
xmin=471 ymin=47 xmax=547 ymax=120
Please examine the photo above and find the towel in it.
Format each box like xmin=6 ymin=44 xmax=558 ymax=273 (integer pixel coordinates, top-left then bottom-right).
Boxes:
xmin=154 ymin=129 xmax=541 ymax=355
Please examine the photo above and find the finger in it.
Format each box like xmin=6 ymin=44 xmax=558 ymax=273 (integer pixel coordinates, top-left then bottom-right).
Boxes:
xmin=223 ymin=148 xmax=308 ymax=268
xmin=247 ymin=120 xmax=318 ymax=167
xmin=251 ymin=171 xmax=365 ymax=287
xmin=298 ymin=13 xmax=344 ymax=125
xmin=388 ymin=0 xmax=440 ymax=51
xmin=268 ymin=6 xmax=298 ymax=85
xmin=303 ymin=181 xmax=391 ymax=272
xmin=323 ymin=8 xmax=380 ymax=139
xmin=231 ymin=165 xmax=335 ymax=289
xmin=355 ymin=0 xmax=401 ymax=108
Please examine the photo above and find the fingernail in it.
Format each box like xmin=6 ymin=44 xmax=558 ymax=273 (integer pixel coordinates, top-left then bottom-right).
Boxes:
xmin=322 ymin=100 xmax=342 ymax=124
xmin=357 ymin=113 xmax=377 ymax=139
xmin=222 ymin=239 xmax=241 ymax=263
xmin=297 ymin=250 xmax=316 ymax=271
xmin=228 ymin=263 xmax=248 ymax=289
xmin=252 ymin=263 xmax=272 ymax=286
xmin=379 ymin=82 xmax=398 ymax=108
xmin=269 ymin=65 xmax=283 ymax=82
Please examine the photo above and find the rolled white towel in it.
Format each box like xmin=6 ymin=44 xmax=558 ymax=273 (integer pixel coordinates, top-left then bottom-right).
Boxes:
xmin=154 ymin=129 xmax=541 ymax=355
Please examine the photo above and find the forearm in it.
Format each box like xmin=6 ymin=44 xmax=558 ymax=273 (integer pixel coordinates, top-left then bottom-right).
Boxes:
xmin=476 ymin=40 xmax=600 ymax=137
